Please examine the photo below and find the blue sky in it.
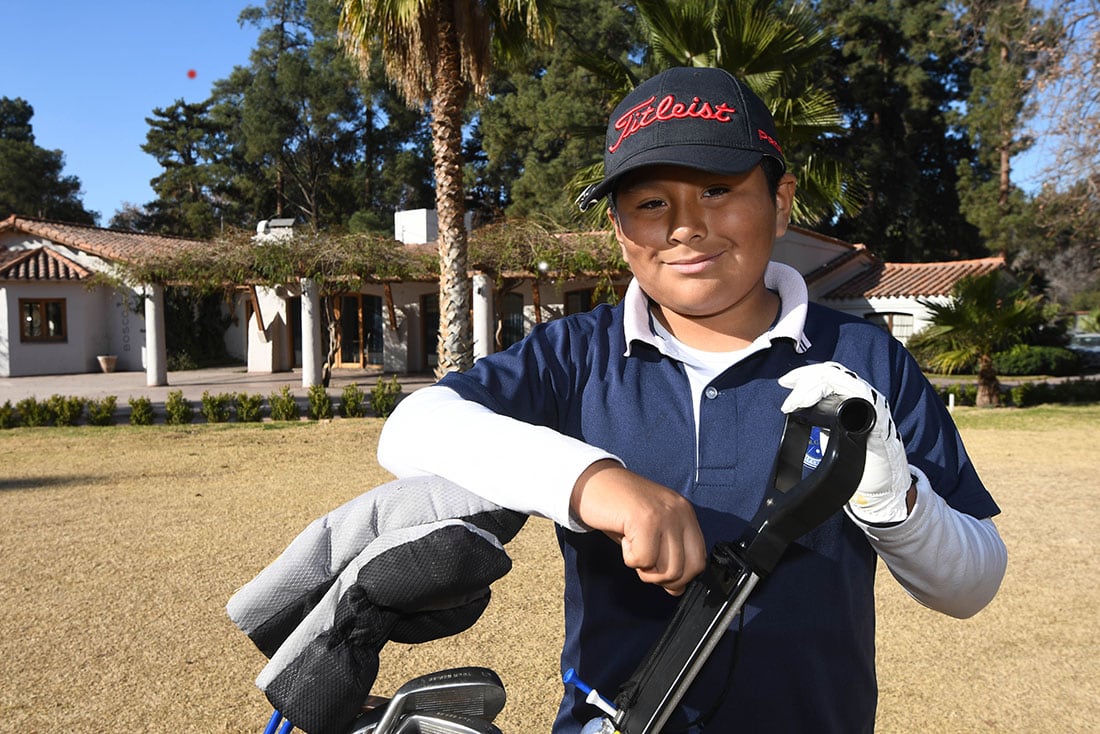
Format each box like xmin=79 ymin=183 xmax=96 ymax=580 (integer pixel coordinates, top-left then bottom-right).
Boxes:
xmin=2 ymin=1 xmax=259 ymax=223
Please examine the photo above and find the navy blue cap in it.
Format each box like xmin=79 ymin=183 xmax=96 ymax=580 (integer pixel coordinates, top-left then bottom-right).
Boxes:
xmin=577 ymin=67 xmax=785 ymax=211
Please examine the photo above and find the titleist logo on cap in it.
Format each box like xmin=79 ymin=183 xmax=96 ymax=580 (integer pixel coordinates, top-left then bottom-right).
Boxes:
xmin=609 ymin=94 xmax=738 ymax=153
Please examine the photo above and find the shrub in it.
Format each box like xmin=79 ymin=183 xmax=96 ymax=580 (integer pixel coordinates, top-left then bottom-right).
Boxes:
xmin=269 ymin=386 xmax=300 ymax=421
xmin=48 ymin=394 xmax=86 ymax=426
xmin=340 ymin=383 xmax=366 ymax=418
xmin=938 ymin=384 xmax=978 ymax=407
xmin=370 ymin=375 xmax=402 ymax=418
xmin=993 ymin=345 xmax=1079 ymax=377
xmin=166 ymin=350 xmax=199 ymax=371
xmin=201 ymin=391 xmax=234 ymax=423
xmin=165 ymin=390 xmax=194 ymax=425
xmin=236 ymin=392 xmax=264 ymax=423
xmin=307 ymin=384 xmax=333 ymax=420
xmin=0 ymin=400 xmax=17 ymax=429
xmin=128 ymin=396 xmax=155 ymax=425
xmin=86 ymin=396 xmax=117 ymax=426
xmin=15 ymin=397 xmax=52 ymax=427
xmin=1068 ymin=377 xmax=1100 ymax=403
xmin=1011 ymin=378 xmax=1100 ymax=407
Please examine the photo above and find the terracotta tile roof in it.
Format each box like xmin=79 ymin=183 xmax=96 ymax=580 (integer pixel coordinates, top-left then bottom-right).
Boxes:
xmin=0 ymin=247 xmax=92 ymax=281
xmin=0 ymin=214 xmax=205 ymax=264
xmin=822 ymin=256 xmax=1005 ymax=300
xmin=803 ymin=243 xmax=877 ymax=286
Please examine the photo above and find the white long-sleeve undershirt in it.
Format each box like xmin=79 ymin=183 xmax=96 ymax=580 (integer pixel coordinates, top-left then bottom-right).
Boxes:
xmin=378 ymin=385 xmax=613 ymax=532
xmin=378 ymin=385 xmax=1007 ymax=619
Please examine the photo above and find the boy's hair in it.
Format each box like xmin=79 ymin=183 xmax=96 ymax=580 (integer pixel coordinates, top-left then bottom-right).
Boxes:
xmin=760 ymin=157 xmax=785 ymax=198
xmin=578 ymin=67 xmax=786 ymax=212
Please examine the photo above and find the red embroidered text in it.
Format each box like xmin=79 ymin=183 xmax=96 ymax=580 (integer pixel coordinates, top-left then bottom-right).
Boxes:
xmin=758 ymin=129 xmax=783 ymax=155
xmin=609 ymin=94 xmax=738 ymax=153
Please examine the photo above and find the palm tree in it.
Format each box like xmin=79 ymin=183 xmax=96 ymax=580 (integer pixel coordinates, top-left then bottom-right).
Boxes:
xmin=575 ymin=0 xmax=859 ymax=227
xmin=916 ymin=270 xmax=1044 ymax=407
xmin=338 ymin=0 xmax=554 ymax=374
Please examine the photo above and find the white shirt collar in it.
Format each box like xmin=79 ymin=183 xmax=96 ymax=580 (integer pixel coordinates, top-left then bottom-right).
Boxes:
xmin=623 ymin=261 xmax=812 ymax=358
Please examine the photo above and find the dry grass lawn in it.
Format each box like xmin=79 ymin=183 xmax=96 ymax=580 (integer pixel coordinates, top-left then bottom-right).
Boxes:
xmin=1 ymin=405 xmax=1097 ymax=733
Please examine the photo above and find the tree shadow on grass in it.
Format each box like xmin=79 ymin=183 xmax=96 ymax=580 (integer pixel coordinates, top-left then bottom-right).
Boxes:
xmin=0 ymin=475 xmax=101 ymax=492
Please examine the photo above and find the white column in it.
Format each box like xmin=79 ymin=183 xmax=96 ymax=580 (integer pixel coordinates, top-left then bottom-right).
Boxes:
xmin=472 ymin=273 xmax=494 ymax=361
xmin=300 ymin=277 xmax=322 ymax=387
xmin=144 ymin=283 xmax=168 ymax=387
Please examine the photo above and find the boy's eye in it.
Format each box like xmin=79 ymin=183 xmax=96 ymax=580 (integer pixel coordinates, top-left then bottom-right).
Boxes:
xmin=702 ymin=185 xmax=731 ymax=198
xmin=635 ymin=198 xmax=666 ymax=210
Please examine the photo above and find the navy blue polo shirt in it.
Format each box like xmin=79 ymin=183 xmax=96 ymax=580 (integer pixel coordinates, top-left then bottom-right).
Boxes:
xmin=439 ymin=299 xmax=998 ymax=734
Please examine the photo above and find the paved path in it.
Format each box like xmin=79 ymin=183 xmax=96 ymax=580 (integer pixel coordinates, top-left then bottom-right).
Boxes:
xmin=0 ymin=365 xmax=437 ymax=406
xmin=3 ymin=364 xmax=1093 ymax=412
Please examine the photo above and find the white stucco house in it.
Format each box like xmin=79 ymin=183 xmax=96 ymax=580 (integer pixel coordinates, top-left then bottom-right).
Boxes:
xmin=0 ymin=215 xmax=209 ymax=382
xmin=0 ymin=212 xmax=1004 ymax=382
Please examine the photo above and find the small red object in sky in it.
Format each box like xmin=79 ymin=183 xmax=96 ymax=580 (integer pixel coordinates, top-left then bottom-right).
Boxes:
xmin=187 ymin=69 xmax=197 ymax=79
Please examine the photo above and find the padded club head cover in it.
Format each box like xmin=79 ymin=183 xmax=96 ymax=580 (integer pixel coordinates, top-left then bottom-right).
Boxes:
xmin=226 ymin=476 xmax=527 ymax=734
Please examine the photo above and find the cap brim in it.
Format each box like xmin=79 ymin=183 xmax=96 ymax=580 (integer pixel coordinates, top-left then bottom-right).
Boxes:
xmin=577 ymin=146 xmax=769 ymax=211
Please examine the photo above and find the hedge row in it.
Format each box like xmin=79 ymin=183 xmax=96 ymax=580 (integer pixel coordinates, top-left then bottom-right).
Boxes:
xmin=992 ymin=345 xmax=1082 ymax=377
xmin=937 ymin=377 xmax=1100 ymax=408
xmin=0 ymin=378 xmax=403 ymax=429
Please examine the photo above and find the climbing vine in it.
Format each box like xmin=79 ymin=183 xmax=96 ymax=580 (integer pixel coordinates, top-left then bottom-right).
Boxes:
xmin=110 ymin=220 xmax=627 ymax=294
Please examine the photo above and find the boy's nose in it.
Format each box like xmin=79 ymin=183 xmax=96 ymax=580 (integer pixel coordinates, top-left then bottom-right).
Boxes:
xmin=668 ymin=208 xmax=706 ymax=244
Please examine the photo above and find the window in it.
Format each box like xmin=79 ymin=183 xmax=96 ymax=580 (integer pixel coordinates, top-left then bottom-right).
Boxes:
xmin=338 ymin=295 xmax=363 ymax=366
xmin=288 ymin=296 xmax=302 ymax=367
xmin=422 ymin=293 xmax=439 ymax=369
xmin=19 ymin=299 xmax=67 ymax=342
xmin=865 ymin=312 xmax=915 ymax=342
xmin=500 ymin=292 xmax=525 ymax=349
xmin=565 ymin=285 xmax=626 ymax=316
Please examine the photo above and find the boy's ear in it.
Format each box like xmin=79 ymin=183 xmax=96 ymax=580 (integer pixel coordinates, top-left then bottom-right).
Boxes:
xmin=774 ymin=173 xmax=797 ymax=237
xmin=608 ymin=207 xmax=631 ymax=261
xmin=607 ymin=205 xmax=622 ymax=237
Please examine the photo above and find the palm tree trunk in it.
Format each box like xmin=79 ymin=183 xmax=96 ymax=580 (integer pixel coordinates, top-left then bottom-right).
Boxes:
xmin=431 ymin=8 xmax=473 ymax=376
xmin=976 ymin=352 xmax=1001 ymax=408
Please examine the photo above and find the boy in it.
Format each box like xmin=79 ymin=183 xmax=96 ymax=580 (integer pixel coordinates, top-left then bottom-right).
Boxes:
xmin=378 ymin=67 xmax=1007 ymax=733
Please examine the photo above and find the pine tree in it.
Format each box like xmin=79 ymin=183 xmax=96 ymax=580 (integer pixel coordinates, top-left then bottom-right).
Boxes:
xmin=956 ymin=0 xmax=1060 ymax=257
xmin=815 ymin=0 xmax=982 ymax=261
xmin=0 ymin=97 xmax=97 ymax=223
xmin=137 ymin=99 xmax=228 ymax=238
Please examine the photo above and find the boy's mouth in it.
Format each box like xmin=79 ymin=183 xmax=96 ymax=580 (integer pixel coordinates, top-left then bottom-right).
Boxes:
xmin=665 ymin=252 xmax=722 ymax=275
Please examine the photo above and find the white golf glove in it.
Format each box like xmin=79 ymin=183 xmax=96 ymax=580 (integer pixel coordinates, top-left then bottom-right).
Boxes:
xmin=778 ymin=362 xmax=912 ymax=525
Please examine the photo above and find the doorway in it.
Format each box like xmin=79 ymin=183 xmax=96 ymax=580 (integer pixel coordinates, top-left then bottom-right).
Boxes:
xmin=334 ymin=293 xmax=383 ymax=367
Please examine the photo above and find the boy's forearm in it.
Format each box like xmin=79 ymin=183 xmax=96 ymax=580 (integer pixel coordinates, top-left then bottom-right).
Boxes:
xmin=854 ymin=468 xmax=1007 ymax=618
xmin=377 ymin=385 xmax=619 ymax=530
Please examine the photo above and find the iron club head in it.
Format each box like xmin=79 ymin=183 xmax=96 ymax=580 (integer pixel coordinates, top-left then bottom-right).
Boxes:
xmin=392 ymin=712 xmax=504 ymax=733
xmin=363 ymin=667 xmax=506 ymax=734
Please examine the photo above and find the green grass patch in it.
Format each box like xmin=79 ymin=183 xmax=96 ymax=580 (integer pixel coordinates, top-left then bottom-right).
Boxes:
xmin=949 ymin=403 xmax=1100 ymax=432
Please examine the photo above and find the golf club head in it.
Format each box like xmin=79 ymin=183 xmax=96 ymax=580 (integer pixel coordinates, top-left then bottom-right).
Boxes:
xmin=393 ymin=712 xmax=504 ymax=733
xmin=363 ymin=667 xmax=506 ymax=734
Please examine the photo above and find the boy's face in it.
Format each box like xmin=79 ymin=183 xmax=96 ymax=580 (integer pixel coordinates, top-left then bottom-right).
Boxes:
xmin=610 ymin=163 xmax=795 ymax=337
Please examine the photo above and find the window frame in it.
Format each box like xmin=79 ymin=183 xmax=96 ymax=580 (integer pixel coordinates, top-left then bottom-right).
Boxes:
xmin=18 ymin=298 xmax=68 ymax=343
xmin=864 ymin=311 xmax=915 ymax=342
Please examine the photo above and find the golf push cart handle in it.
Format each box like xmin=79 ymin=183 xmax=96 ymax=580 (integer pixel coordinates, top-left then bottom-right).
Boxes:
xmin=609 ymin=394 xmax=875 ymax=734
xmin=739 ymin=393 xmax=875 ymax=576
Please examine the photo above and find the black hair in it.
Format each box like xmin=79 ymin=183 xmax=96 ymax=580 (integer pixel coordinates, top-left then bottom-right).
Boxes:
xmin=759 ymin=157 xmax=785 ymax=198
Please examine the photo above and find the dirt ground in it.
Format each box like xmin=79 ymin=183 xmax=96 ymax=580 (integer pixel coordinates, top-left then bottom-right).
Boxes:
xmin=1 ymin=406 xmax=1097 ymax=733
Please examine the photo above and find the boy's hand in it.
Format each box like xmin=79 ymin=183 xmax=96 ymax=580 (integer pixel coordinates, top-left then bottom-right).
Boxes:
xmin=778 ymin=362 xmax=913 ymax=524
xmin=571 ymin=460 xmax=707 ymax=595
